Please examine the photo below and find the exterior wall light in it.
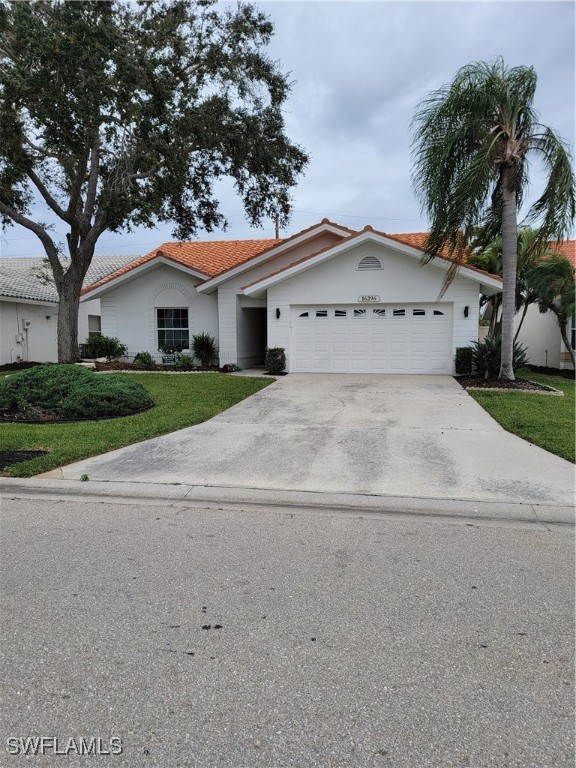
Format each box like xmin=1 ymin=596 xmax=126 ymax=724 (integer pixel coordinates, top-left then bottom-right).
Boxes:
xmin=276 ymin=308 xmax=281 ymax=319
xmin=464 ymin=306 xmax=469 ymax=317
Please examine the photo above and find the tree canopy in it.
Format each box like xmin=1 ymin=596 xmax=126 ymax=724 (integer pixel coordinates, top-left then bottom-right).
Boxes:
xmin=0 ymin=0 xmax=309 ymax=361
xmin=411 ymin=57 xmax=575 ymax=379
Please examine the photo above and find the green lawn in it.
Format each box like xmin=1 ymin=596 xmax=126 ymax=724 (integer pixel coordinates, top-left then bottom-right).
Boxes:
xmin=0 ymin=373 xmax=273 ymax=477
xmin=468 ymin=369 xmax=575 ymax=463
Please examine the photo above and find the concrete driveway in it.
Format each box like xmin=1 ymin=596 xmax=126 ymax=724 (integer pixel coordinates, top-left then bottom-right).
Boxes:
xmin=50 ymin=374 xmax=574 ymax=507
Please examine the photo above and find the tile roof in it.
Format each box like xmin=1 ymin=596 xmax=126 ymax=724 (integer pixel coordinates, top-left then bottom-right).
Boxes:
xmin=82 ymin=220 xmax=359 ymax=295
xmin=0 ymin=255 xmax=137 ymax=291
xmin=82 ymin=239 xmax=282 ymax=295
xmin=549 ymin=240 xmax=575 ymax=268
xmin=242 ymin=225 xmax=501 ymax=290
xmin=0 ymin=266 xmax=58 ymax=302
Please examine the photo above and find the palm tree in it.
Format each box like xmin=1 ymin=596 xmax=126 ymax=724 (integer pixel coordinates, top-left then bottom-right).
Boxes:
xmin=468 ymin=227 xmax=549 ymax=340
xmin=527 ymin=255 xmax=575 ymax=369
xmin=411 ymin=58 xmax=575 ymax=379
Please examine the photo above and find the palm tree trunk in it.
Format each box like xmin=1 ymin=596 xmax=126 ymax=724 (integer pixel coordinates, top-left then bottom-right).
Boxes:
xmin=499 ymin=168 xmax=518 ymax=380
xmin=488 ymin=294 xmax=501 ymax=339
xmin=559 ymin=321 xmax=575 ymax=369
xmin=514 ymin=302 xmax=530 ymax=342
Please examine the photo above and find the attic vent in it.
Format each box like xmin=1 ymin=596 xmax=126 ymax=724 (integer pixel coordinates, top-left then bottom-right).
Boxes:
xmin=358 ymin=255 xmax=382 ymax=271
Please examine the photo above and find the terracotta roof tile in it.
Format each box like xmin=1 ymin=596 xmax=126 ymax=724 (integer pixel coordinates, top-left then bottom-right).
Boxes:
xmin=82 ymin=219 xmax=356 ymax=295
xmin=82 ymin=238 xmax=281 ymax=294
xmin=549 ymin=240 xmax=575 ymax=268
xmin=242 ymin=226 xmax=501 ymax=290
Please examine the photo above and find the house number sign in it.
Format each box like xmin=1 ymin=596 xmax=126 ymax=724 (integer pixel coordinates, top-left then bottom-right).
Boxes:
xmin=358 ymin=295 xmax=380 ymax=302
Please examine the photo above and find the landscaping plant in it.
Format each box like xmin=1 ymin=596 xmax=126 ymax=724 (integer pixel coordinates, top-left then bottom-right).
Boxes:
xmin=264 ymin=347 xmax=286 ymax=375
xmin=471 ymin=337 xmax=529 ymax=379
xmin=455 ymin=347 xmax=474 ymax=375
xmin=0 ymin=364 xmax=153 ymax=420
xmin=191 ymin=333 xmax=218 ymax=368
xmin=84 ymin=335 xmax=128 ymax=361
xmin=132 ymin=351 xmax=158 ymax=370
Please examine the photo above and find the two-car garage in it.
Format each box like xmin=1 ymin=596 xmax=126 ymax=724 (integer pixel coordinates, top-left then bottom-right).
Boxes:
xmin=290 ymin=303 xmax=454 ymax=374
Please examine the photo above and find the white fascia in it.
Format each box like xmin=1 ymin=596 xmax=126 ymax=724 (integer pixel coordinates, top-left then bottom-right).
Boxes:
xmin=196 ymin=222 xmax=354 ymax=294
xmin=0 ymin=296 xmax=58 ymax=306
xmin=243 ymin=231 xmax=503 ymax=297
xmin=80 ymin=256 xmax=209 ymax=302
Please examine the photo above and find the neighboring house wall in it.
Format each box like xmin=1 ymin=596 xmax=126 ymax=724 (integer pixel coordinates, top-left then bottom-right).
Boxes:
xmin=78 ymin=298 xmax=101 ymax=344
xmin=0 ymin=299 xmax=58 ymax=364
xmin=94 ymin=265 xmax=218 ymax=360
xmin=217 ymin=232 xmax=344 ymax=367
xmin=265 ymin=242 xmax=480 ymax=372
xmin=516 ymin=305 xmax=573 ymax=369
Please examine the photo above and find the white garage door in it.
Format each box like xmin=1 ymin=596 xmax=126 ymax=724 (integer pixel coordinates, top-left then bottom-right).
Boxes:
xmin=290 ymin=304 xmax=453 ymax=373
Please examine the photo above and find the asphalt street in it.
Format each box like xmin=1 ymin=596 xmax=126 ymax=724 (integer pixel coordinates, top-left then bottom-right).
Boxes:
xmin=1 ymin=495 xmax=573 ymax=768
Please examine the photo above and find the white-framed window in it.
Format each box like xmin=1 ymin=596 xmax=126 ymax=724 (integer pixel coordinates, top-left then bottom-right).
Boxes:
xmin=157 ymin=308 xmax=189 ymax=350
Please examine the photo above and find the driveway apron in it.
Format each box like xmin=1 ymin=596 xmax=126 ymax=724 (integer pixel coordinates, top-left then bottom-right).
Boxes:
xmin=53 ymin=374 xmax=574 ymax=506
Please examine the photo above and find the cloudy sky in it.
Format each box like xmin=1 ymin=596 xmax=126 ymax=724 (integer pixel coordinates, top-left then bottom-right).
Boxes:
xmin=1 ymin=0 xmax=574 ymax=258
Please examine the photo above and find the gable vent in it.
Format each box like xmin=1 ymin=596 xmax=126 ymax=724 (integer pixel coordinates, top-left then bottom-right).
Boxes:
xmin=358 ymin=255 xmax=382 ymax=270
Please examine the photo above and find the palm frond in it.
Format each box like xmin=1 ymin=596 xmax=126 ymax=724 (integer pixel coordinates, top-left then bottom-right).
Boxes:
xmin=527 ymin=127 xmax=576 ymax=245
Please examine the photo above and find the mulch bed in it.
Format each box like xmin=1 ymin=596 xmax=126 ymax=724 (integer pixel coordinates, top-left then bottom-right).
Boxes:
xmin=456 ymin=376 xmax=557 ymax=392
xmin=0 ymin=403 xmax=154 ymax=423
xmin=0 ymin=450 xmax=48 ymax=470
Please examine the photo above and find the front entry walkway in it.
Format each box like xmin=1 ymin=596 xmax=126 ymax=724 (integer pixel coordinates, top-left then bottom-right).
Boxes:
xmin=49 ymin=375 xmax=574 ymax=507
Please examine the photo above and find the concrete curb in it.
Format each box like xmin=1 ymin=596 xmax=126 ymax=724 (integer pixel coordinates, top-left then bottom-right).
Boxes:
xmin=1 ymin=477 xmax=573 ymax=529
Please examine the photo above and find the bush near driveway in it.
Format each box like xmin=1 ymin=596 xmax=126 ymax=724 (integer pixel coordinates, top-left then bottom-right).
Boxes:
xmin=468 ymin=369 xmax=575 ymax=463
xmin=0 ymin=364 xmax=153 ymax=420
xmin=0 ymin=373 xmax=273 ymax=477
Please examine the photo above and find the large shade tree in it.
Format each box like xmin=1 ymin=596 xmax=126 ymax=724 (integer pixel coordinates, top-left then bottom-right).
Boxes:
xmin=0 ymin=0 xmax=309 ymax=362
xmin=411 ymin=57 xmax=575 ymax=379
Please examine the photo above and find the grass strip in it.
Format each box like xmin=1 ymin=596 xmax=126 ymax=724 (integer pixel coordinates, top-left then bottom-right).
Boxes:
xmin=0 ymin=372 xmax=272 ymax=477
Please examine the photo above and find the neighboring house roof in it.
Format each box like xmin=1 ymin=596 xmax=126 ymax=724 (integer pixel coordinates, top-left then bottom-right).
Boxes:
xmin=550 ymin=240 xmax=575 ymax=268
xmin=0 ymin=255 xmax=137 ymax=301
xmin=82 ymin=239 xmax=282 ymax=295
xmin=0 ymin=266 xmax=58 ymax=303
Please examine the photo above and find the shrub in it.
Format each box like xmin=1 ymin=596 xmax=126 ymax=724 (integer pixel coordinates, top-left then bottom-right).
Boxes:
xmin=0 ymin=364 xmax=154 ymax=420
xmin=133 ymin=351 xmax=158 ymax=370
xmin=191 ymin=332 xmax=218 ymax=368
xmin=264 ymin=347 xmax=286 ymax=375
xmin=455 ymin=346 xmax=473 ymax=375
xmin=84 ymin=335 xmax=128 ymax=361
xmin=176 ymin=354 xmax=196 ymax=371
xmin=471 ymin=337 xmax=529 ymax=378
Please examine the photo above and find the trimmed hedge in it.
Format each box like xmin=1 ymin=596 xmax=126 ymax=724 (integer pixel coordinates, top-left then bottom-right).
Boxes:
xmin=264 ymin=347 xmax=286 ymax=375
xmin=455 ymin=346 xmax=473 ymax=375
xmin=0 ymin=364 xmax=154 ymax=420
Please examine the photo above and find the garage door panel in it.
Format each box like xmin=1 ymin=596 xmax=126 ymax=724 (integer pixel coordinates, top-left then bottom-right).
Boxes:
xmin=290 ymin=304 xmax=453 ymax=374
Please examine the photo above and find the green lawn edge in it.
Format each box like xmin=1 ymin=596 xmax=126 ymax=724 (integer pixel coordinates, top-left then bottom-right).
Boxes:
xmin=467 ymin=369 xmax=575 ymax=463
xmin=0 ymin=373 xmax=273 ymax=477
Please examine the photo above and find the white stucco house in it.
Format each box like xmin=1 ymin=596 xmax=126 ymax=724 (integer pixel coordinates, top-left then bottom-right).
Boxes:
xmin=81 ymin=220 xmax=503 ymax=374
xmin=514 ymin=240 xmax=575 ymax=371
xmin=0 ymin=256 xmax=135 ymax=365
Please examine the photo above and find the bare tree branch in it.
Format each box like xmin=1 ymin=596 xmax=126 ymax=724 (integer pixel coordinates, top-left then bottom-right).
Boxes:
xmin=0 ymin=200 xmax=64 ymax=283
xmin=27 ymin=168 xmax=72 ymax=224
xmin=84 ymin=139 xmax=101 ymax=223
